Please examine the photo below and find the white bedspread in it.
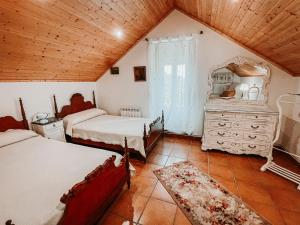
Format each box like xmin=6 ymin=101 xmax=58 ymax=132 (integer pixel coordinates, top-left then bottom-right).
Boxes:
xmin=71 ymin=115 xmax=154 ymax=157
xmin=0 ymin=136 xmax=123 ymax=225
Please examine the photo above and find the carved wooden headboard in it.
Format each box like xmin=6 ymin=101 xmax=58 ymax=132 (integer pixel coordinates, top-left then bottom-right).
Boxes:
xmin=0 ymin=98 xmax=29 ymax=132
xmin=54 ymin=91 xmax=96 ymax=118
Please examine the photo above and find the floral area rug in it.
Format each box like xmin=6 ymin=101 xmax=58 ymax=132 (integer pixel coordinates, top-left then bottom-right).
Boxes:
xmin=154 ymin=161 xmax=270 ymax=225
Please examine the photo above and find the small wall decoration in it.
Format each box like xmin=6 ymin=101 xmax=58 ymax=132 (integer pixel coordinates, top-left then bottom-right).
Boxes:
xmin=134 ymin=66 xmax=146 ymax=82
xmin=110 ymin=67 xmax=119 ymax=75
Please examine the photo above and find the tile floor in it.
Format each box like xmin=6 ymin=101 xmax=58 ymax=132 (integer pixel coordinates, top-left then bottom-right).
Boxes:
xmin=98 ymin=137 xmax=300 ymax=225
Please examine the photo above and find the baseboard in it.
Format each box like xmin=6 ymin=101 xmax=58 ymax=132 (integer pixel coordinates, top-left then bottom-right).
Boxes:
xmin=164 ymin=131 xmax=202 ymax=141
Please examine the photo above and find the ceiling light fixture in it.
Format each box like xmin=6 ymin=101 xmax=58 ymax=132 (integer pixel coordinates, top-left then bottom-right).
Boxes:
xmin=114 ymin=29 xmax=123 ymax=39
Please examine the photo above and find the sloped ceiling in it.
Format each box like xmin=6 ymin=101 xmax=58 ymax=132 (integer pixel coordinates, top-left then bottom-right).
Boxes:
xmin=0 ymin=0 xmax=299 ymax=81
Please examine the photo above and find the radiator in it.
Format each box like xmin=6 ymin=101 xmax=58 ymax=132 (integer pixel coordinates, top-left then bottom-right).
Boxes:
xmin=120 ymin=107 xmax=142 ymax=117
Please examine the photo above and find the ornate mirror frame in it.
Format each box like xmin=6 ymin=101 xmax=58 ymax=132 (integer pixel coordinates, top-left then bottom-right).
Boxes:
xmin=207 ymin=56 xmax=271 ymax=105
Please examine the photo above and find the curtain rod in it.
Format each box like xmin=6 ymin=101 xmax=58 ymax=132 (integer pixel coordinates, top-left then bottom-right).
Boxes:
xmin=145 ymin=30 xmax=203 ymax=42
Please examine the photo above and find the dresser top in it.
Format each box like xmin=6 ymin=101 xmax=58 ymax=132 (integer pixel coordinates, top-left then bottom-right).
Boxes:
xmin=205 ymin=103 xmax=278 ymax=114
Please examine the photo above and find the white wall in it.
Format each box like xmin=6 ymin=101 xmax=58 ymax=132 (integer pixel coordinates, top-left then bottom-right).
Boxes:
xmin=96 ymin=10 xmax=300 ymax=154
xmin=96 ymin=10 xmax=300 ymax=115
xmin=0 ymin=82 xmax=96 ymax=122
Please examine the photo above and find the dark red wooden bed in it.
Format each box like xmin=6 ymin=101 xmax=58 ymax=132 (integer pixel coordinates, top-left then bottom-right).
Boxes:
xmin=1 ymin=98 xmax=130 ymax=225
xmin=53 ymin=92 xmax=164 ymax=161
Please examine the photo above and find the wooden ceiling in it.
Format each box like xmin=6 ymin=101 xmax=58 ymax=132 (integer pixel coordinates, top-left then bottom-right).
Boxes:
xmin=175 ymin=0 xmax=300 ymax=76
xmin=0 ymin=0 xmax=299 ymax=81
xmin=0 ymin=0 xmax=174 ymax=81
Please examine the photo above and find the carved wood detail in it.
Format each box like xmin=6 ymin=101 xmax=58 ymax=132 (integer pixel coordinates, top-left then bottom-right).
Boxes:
xmin=54 ymin=93 xmax=96 ymax=118
xmin=0 ymin=98 xmax=29 ymax=132
xmin=58 ymin=138 xmax=130 ymax=225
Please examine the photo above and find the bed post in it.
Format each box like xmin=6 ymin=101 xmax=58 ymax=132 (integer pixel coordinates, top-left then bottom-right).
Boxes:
xmin=92 ymin=91 xmax=96 ymax=107
xmin=19 ymin=98 xmax=29 ymax=130
xmin=162 ymin=110 xmax=164 ymax=133
xmin=53 ymin=95 xmax=58 ymax=118
xmin=143 ymin=123 xmax=147 ymax=147
xmin=124 ymin=137 xmax=130 ymax=189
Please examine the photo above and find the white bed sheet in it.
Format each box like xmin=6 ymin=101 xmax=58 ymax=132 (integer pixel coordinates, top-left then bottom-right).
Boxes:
xmin=0 ymin=135 xmax=124 ymax=225
xmin=71 ymin=115 xmax=154 ymax=157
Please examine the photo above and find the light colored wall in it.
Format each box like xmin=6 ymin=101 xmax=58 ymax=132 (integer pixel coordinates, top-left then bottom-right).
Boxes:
xmin=96 ymin=10 xmax=300 ymax=115
xmin=0 ymin=82 xmax=96 ymax=122
xmin=96 ymin=10 xmax=300 ymax=156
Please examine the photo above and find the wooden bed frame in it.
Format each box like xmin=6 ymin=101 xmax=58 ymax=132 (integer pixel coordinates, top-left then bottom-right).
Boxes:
xmin=2 ymin=98 xmax=130 ymax=225
xmin=53 ymin=92 xmax=164 ymax=161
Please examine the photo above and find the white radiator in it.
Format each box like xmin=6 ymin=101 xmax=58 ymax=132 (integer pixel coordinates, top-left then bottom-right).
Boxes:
xmin=120 ymin=107 xmax=142 ymax=117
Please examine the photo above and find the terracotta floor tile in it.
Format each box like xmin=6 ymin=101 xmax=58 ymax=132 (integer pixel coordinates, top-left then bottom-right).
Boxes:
xmin=99 ymin=137 xmax=300 ymax=224
xmin=279 ymin=209 xmax=300 ymax=225
xmin=147 ymin=153 xmax=168 ymax=166
xmin=247 ymin=156 xmax=267 ymax=170
xmin=137 ymin=163 xmax=162 ymax=179
xmin=246 ymin=201 xmax=285 ymax=225
xmin=138 ymin=198 xmax=177 ymax=225
xmin=152 ymin=145 xmax=173 ymax=156
xmin=190 ymin=140 xmax=201 ymax=146
xmin=171 ymin=148 xmax=189 ymax=159
xmin=110 ymin=190 xmax=149 ymax=222
xmin=188 ymin=148 xmax=207 ymax=163
xmin=208 ymin=151 xmax=230 ymax=166
xmin=172 ymin=138 xmax=191 ymax=145
xmin=228 ymin=155 xmax=253 ymax=170
xmin=269 ymin=188 xmax=300 ymax=212
xmin=212 ymin=175 xmax=239 ymax=196
xmin=165 ymin=157 xmax=187 ymax=167
xmin=237 ymin=180 xmax=274 ymax=205
xmin=258 ymin=170 xmax=298 ymax=191
xmin=190 ymin=161 xmax=208 ymax=173
xmin=130 ymin=176 xmax=157 ymax=197
xmin=99 ymin=213 xmax=135 ymax=225
xmin=232 ymin=167 xmax=262 ymax=184
xmin=209 ymin=164 xmax=235 ymax=181
xmin=152 ymin=181 xmax=175 ymax=204
xmin=174 ymin=207 xmax=192 ymax=225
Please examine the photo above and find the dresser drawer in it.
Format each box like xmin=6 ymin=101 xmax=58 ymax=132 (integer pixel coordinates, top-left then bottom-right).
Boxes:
xmin=206 ymin=129 xmax=231 ymax=137
xmin=206 ymin=129 xmax=243 ymax=139
xmin=207 ymin=121 xmax=232 ymax=128
xmin=44 ymin=121 xmax=63 ymax=130
xmin=243 ymin=122 xmax=274 ymax=132
xmin=206 ymin=112 xmax=236 ymax=120
xmin=243 ymin=132 xmax=271 ymax=142
xmin=243 ymin=114 xmax=277 ymax=122
xmin=241 ymin=143 xmax=267 ymax=152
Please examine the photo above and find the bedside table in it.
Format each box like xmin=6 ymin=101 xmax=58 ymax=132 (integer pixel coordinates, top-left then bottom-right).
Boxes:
xmin=32 ymin=117 xmax=66 ymax=142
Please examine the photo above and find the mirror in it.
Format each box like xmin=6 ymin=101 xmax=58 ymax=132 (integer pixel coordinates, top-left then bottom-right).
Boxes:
xmin=208 ymin=57 xmax=270 ymax=104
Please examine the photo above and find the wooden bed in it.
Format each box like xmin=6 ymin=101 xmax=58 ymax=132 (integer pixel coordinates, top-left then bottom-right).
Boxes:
xmin=53 ymin=92 xmax=164 ymax=161
xmin=1 ymin=98 xmax=130 ymax=225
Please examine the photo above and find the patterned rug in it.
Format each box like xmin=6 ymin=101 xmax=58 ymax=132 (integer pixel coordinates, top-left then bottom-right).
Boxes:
xmin=154 ymin=161 xmax=270 ymax=225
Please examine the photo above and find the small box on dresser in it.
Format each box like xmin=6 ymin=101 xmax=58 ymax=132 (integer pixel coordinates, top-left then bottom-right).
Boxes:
xmin=32 ymin=117 xmax=66 ymax=142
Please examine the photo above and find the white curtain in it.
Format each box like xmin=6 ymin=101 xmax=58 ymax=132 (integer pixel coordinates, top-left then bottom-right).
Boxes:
xmin=148 ymin=35 xmax=203 ymax=135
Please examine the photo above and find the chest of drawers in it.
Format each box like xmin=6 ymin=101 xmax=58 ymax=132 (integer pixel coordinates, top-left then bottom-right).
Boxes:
xmin=202 ymin=105 xmax=278 ymax=158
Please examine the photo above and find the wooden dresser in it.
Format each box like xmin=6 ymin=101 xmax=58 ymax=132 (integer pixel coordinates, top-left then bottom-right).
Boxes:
xmin=202 ymin=103 xmax=278 ymax=158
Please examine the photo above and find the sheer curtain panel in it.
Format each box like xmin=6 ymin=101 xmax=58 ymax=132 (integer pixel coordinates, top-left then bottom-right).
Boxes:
xmin=148 ymin=35 xmax=203 ymax=135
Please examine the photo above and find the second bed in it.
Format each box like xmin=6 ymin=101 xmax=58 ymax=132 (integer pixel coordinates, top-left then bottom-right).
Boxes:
xmin=53 ymin=92 xmax=164 ymax=161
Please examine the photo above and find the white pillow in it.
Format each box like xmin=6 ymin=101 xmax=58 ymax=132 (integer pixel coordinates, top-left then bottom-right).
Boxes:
xmin=63 ymin=108 xmax=107 ymax=136
xmin=0 ymin=129 xmax=39 ymax=148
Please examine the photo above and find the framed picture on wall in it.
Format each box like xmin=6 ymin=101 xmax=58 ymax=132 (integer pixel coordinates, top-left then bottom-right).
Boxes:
xmin=134 ymin=66 xmax=146 ymax=82
xmin=110 ymin=67 xmax=119 ymax=75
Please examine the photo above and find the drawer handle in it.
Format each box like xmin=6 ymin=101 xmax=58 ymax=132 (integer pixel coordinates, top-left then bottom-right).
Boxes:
xmin=217 ymin=132 xmax=225 ymax=136
xmin=218 ymin=123 xmax=226 ymax=127
xmin=248 ymin=144 xmax=257 ymax=149
xmin=251 ymin=125 xmax=260 ymax=129
xmin=217 ymin=141 xmax=224 ymax=145
xmin=248 ymin=135 xmax=257 ymax=139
